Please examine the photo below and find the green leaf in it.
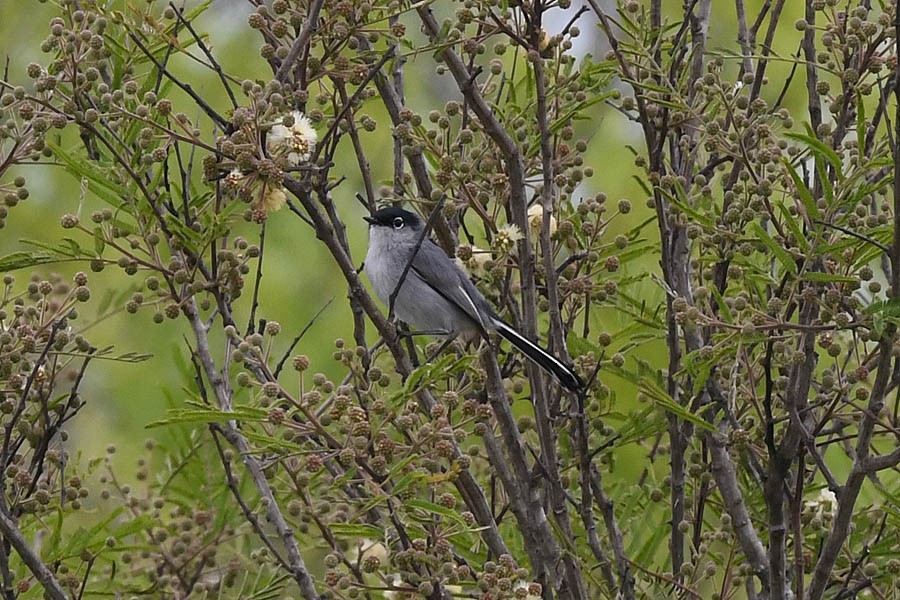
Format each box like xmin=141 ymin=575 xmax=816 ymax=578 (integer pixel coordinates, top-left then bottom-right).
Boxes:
xmin=782 ymin=157 xmax=819 ymax=221
xmin=388 ymin=469 xmax=427 ymax=498
xmin=405 ymin=498 xmax=469 ymax=524
xmin=20 ymin=238 xmax=84 ymax=257
xmin=45 ymin=140 xmax=128 ymax=203
xmin=785 ymin=130 xmax=843 ymax=175
xmin=146 ymin=405 xmax=269 ymax=428
xmin=801 ymin=271 xmax=859 ymax=284
xmin=660 ymin=185 xmax=714 ymax=227
xmin=856 ymin=92 xmax=867 ymax=156
xmin=448 ymin=531 xmax=486 ymax=563
xmin=55 ymin=346 xmax=152 ymax=363
xmin=778 ymin=202 xmax=810 ymax=253
xmin=92 ymin=227 xmax=106 ymax=256
xmin=748 ymin=221 xmax=795 ymax=274
xmin=44 ymin=508 xmax=65 ymax=560
xmin=709 ymin=285 xmax=734 ymax=324
xmin=242 ymin=430 xmax=302 ymax=452
xmin=328 ymin=523 xmax=384 ymax=539
xmin=567 ymin=333 xmax=600 ymax=359
xmin=402 ymin=353 xmax=474 ymax=393
xmin=105 ymin=514 xmax=156 ymax=541
xmin=46 ymin=506 xmax=132 ymax=562
xmin=863 ymin=297 xmax=900 ymax=317
xmin=0 ymin=251 xmax=65 ymax=271
xmin=606 ymin=364 xmax=716 ymax=433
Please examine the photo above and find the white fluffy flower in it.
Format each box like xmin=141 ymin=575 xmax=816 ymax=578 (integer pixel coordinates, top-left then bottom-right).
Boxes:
xmin=493 ymin=223 xmax=523 ymax=254
xmin=527 ymin=203 xmax=557 ymax=238
xmin=256 ymin=183 xmax=287 ymax=213
xmin=805 ymin=488 xmax=837 ymax=522
xmin=267 ymin=110 xmax=317 ymax=166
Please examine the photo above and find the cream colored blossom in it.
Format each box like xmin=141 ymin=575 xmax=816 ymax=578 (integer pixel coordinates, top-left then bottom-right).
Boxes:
xmin=538 ymin=29 xmax=551 ymax=52
xmin=493 ymin=223 xmax=523 ymax=254
xmin=256 ymin=183 xmax=287 ymax=213
xmin=527 ymin=204 xmax=557 ymax=238
xmin=804 ymin=488 xmax=837 ymax=522
xmin=267 ymin=110 xmax=317 ymax=166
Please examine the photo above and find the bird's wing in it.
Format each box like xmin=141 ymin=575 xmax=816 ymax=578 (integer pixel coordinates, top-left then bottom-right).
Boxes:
xmin=408 ymin=239 xmax=494 ymax=333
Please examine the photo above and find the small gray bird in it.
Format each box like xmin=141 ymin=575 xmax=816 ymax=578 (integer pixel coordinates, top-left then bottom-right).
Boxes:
xmin=364 ymin=206 xmax=583 ymax=393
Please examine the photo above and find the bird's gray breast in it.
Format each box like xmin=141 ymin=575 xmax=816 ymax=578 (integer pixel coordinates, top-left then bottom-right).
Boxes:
xmin=364 ymin=231 xmax=479 ymax=336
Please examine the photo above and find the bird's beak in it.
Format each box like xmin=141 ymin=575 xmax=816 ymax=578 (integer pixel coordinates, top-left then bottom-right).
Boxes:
xmin=363 ymin=215 xmax=376 ymax=225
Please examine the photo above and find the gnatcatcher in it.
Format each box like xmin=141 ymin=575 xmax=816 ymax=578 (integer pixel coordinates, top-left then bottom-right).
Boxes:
xmin=364 ymin=206 xmax=583 ymax=393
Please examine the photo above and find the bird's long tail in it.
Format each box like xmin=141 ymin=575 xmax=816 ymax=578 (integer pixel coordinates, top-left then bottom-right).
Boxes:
xmin=494 ymin=321 xmax=584 ymax=393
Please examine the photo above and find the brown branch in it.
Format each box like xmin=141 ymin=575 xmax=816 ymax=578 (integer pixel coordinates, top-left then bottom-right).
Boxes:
xmin=334 ymin=80 xmax=375 ymax=211
xmin=354 ymin=34 xmax=457 ymax=254
xmin=861 ymin=445 xmax=900 ymax=471
xmin=747 ymin=0 xmax=787 ymax=104
xmin=182 ymin=297 xmax=318 ymax=599
xmin=274 ymin=0 xmax=326 ymax=83
xmin=0 ymin=507 xmax=68 ymax=600
xmin=802 ymin=0 xmax=822 ymax=131
xmin=807 ymin=16 xmax=900 ymax=596
xmin=480 ymin=349 xmax=561 ymax=592
xmin=127 ymin=32 xmax=230 ymax=132
xmin=735 ymin=0 xmax=754 ymax=76
xmin=589 ymin=464 xmax=634 ymax=599
xmin=208 ymin=427 xmax=289 ymax=568
xmin=168 ymin=2 xmax=239 ymax=110
xmin=389 ymin=14 xmax=406 ymax=198
xmin=528 ymin=19 xmax=588 ymax=600
xmin=282 ymin=178 xmax=510 ymax=560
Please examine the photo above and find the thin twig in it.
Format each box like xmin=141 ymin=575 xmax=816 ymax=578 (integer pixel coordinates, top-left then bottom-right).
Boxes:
xmin=168 ymin=2 xmax=239 ymax=110
xmin=274 ymin=0 xmax=326 ymax=83
xmin=274 ymin=296 xmax=335 ymax=377
xmin=317 ymin=49 xmax=395 ymax=157
xmin=813 ymin=219 xmax=890 ymax=254
xmin=209 ymin=426 xmax=289 ymax=567
xmin=246 ymin=222 xmax=266 ymax=335
xmin=128 ymin=32 xmax=230 ymax=131
xmin=183 ymin=297 xmax=318 ymax=599
xmin=0 ymin=508 xmax=68 ymax=600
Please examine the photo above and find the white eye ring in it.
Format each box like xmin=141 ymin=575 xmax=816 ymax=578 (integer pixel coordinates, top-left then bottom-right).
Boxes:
xmin=392 ymin=217 xmax=404 ymax=229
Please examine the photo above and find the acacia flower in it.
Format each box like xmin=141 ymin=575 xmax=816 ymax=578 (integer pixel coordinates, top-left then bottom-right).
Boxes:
xmin=527 ymin=203 xmax=557 ymax=238
xmin=267 ymin=110 xmax=317 ymax=166
xmin=493 ymin=223 xmax=523 ymax=254
xmin=255 ymin=182 xmax=287 ymax=213
xmin=804 ymin=488 xmax=837 ymax=522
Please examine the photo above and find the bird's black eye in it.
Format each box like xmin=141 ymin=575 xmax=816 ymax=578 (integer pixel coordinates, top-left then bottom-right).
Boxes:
xmin=392 ymin=217 xmax=404 ymax=229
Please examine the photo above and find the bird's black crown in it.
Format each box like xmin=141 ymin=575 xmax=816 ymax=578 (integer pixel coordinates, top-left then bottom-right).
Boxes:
xmin=364 ymin=206 xmax=422 ymax=228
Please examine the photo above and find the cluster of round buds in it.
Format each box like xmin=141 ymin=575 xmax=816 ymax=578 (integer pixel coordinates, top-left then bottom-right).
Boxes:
xmin=0 ymin=175 xmax=30 ymax=230
xmin=223 ymin=167 xmax=286 ymax=223
xmin=491 ymin=224 xmax=524 ymax=255
xmin=456 ymin=244 xmax=494 ymax=278
xmin=475 ymin=554 xmax=541 ymax=599
xmin=0 ymin=272 xmax=101 ymax=519
xmin=802 ymin=488 xmax=838 ymax=532
xmin=219 ymin=110 xmax=317 ymax=222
